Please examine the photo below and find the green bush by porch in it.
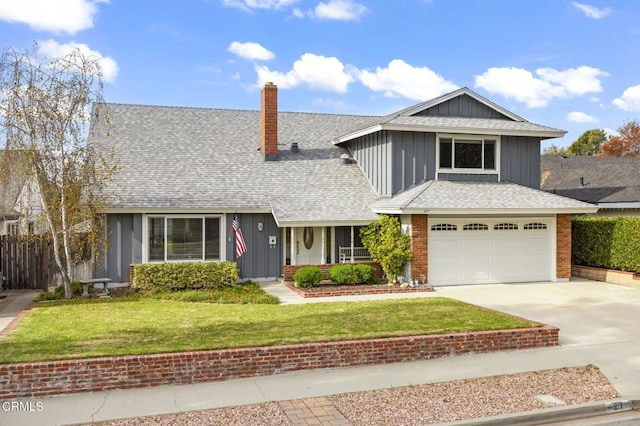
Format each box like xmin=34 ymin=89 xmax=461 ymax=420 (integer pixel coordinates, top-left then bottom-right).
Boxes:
xmin=572 ymin=216 xmax=640 ymax=274
xmin=293 ymin=265 xmax=323 ymax=288
xmin=329 ymin=264 xmax=377 ymax=285
xmin=133 ymin=261 xmax=239 ymax=290
xmin=0 ymin=298 xmax=539 ymax=364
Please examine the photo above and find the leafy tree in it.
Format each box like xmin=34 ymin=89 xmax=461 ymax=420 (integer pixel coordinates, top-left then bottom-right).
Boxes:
xmin=542 ymin=143 xmax=568 ymax=156
xmin=568 ymin=129 xmax=606 ymax=156
xmin=0 ymin=45 xmax=116 ymax=298
xmin=360 ymin=215 xmax=412 ymax=283
xmin=600 ymin=120 xmax=640 ymax=157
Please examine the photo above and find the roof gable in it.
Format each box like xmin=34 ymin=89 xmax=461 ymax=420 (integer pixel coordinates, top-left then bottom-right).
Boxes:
xmin=332 ymin=88 xmax=565 ymax=144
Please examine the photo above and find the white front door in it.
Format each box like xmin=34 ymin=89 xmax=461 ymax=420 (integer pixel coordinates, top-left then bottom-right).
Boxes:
xmin=296 ymin=227 xmax=323 ymax=264
xmin=428 ymin=217 xmax=553 ymax=286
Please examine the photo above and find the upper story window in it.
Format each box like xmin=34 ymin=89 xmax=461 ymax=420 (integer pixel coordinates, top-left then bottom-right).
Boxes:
xmin=438 ymin=136 xmax=497 ymax=172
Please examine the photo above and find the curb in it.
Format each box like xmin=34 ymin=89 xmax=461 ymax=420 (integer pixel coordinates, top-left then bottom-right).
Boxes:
xmin=440 ymin=399 xmax=640 ymax=425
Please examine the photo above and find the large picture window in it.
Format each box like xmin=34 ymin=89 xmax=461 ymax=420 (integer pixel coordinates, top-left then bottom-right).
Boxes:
xmin=439 ymin=137 xmax=497 ymax=171
xmin=147 ymin=216 xmax=221 ymax=262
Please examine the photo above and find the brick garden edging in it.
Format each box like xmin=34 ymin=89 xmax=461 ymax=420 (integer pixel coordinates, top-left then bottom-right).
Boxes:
xmin=572 ymin=265 xmax=640 ymax=288
xmin=0 ymin=325 xmax=558 ymax=399
xmin=285 ymin=283 xmax=434 ymax=298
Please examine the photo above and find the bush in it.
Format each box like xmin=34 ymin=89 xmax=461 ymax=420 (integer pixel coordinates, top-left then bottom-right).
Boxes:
xmin=294 ymin=266 xmax=323 ymax=288
xmin=329 ymin=264 xmax=377 ymax=285
xmin=354 ymin=264 xmax=377 ymax=284
xmin=329 ymin=264 xmax=359 ymax=285
xmin=572 ymin=216 xmax=640 ymax=274
xmin=360 ymin=215 xmax=412 ymax=283
xmin=133 ymin=262 xmax=239 ymax=291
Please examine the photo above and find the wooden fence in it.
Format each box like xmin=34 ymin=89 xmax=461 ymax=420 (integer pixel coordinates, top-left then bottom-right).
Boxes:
xmin=0 ymin=235 xmax=92 ymax=290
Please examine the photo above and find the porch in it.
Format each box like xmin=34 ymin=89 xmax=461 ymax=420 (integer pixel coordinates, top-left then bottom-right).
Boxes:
xmin=282 ymin=225 xmax=371 ymax=266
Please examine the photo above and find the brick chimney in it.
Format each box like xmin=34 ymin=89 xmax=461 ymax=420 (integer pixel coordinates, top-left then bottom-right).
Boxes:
xmin=261 ymin=82 xmax=278 ymax=160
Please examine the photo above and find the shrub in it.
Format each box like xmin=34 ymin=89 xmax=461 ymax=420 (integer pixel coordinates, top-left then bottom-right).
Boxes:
xmin=360 ymin=215 xmax=412 ymax=283
xmin=329 ymin=264 xmax=359 ymax=285
xmin=573 ymin=216 xmax=640 ymax=274
xmin=294 ymin=266 xmax=323 ymax=288
xmin=354 ymin=264 xmax=377 ymax=284
xmin=329 ymin=264 xmax=377 ymax=285
xmin=133 ymin=262 xmax=239 ymax=291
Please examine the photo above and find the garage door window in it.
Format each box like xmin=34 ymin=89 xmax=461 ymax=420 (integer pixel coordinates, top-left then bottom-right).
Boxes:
xmin=494 ymin=223 xmax=518 ymax=230
xmin=431 ymin=224 xmax=457 ymax=231
xmin=524 ymin=223 xmax=547 ymax=230
xmin=463 ymin=223 xmax=488 ymax=231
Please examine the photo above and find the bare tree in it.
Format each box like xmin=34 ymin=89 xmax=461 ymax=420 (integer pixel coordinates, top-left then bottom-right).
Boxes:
xmin=0 ymin=45 xmax=116 ymax=298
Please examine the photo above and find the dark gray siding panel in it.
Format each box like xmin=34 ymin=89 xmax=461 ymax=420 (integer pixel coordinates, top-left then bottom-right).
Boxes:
xmin=438 ymin=173 xmax=498 ymax=182
xmin=347 ymin=131 xmax=392 ymax=196
xmin=101 ymin=214 xmax=142 ymax=283
xmin=416 ymin=94 xmax=510 ymax=119
xmin=228 ymin=213 xmax=282 ymax=279
xmin=391 ymin=131 xmax=436 ymax=194
xmin=500 ymin=136 xmax=541 ymax=188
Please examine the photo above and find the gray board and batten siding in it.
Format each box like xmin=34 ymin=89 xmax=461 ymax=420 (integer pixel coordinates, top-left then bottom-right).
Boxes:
xmin=347 ymin=130 xmax=541 ymax=197
xmin=98 ymin=213 xmax=143 ymax=283
xmin=414 ymin=93 xmax=511 ymax=119
xmin=226 ymin=213 xmax=282 ymax=280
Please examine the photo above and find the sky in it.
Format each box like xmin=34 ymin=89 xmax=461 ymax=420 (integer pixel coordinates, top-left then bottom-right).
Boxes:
xmin=0 ymin=0 xmax=639 ymax=149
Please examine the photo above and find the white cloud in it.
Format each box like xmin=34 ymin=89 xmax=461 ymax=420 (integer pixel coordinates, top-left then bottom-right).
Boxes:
xmin=474 ymin=66 xmax=608 ymax=108
xmin=228 ymin=41 xmax=275 ymax=61
xmin=255 ymin=53 xmax=353 ymax=92
xmin=221 ymin=0 xmax=298 ymax=12
xmin=567 ymin=111 xmax=598 ymax=123
xmin=313 ymin=0 xmax=367 ymax=21
xmin=357 ymin=59 xmax=458 ymax=101
xmin=571 ymin=2 xmax=612 ymax=19
xmin=613 ymin=84 xmax=640 ymax=112
xmin=37 ymin=39 xmax=119 ymax=83
xmin=0 ymin=0 xmax=108 ymax=35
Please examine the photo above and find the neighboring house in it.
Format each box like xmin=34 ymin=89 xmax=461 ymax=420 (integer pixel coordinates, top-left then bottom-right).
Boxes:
xmin=541 ymin=156 xmax=640 ymax=216
xmin=88 ymin=86 xmax=596 ymax=286
xmin=0 ymin=151 xmax=43 ymax=236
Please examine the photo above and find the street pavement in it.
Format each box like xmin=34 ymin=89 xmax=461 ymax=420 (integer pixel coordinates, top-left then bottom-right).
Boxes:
xmin=0 ymin=279 xmax=639 ymax=425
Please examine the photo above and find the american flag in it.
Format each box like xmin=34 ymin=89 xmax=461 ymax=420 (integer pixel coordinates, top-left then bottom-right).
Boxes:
xmin=232 ymin=214 xmax=247 ymax=258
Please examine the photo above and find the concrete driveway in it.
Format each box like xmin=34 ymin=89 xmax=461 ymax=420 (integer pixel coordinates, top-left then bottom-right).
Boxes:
xmin=436 ymin=278 xmax=640 ymax=398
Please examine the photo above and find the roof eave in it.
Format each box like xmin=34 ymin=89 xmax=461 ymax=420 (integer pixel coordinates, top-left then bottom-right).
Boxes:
xmin=334 ymin=123 xmax=566 ymax=144
xmin=371 ymin=207 xmax=599 ymax=215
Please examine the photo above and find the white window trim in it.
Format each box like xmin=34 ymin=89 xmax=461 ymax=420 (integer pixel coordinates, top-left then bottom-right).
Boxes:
xmin=436 ymin=134 xmax=501 ymax=178
xmin=142 ymin=214 xmax=226 ymax=263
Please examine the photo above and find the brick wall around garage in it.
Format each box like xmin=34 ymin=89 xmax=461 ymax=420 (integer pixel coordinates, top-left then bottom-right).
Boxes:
xmin=556 ymin=214 xmax=572 ymax=279
xmin=410 ymin=214 xmax=428 ymax=282
xmin=0 ymin=326 xmax=558 ymax=399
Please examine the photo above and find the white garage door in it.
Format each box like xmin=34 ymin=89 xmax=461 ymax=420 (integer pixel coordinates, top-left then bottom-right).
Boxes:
xmin=428 ymin=217 xmax=553 ymax=286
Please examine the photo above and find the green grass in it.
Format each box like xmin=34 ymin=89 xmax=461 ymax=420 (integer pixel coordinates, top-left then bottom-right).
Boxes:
xmin=133 ymin=282 xmax=280 ymax=304
xmin=0 ymin=297 xmax=538 ymax=364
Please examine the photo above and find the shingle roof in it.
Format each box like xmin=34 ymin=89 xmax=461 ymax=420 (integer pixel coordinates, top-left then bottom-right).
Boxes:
xmin=541 ymin=155 xmax=640 ymax=204
xmin=90 ymin=104 xmax=380 ymax=225
xmin=371 ymin=180 xmax=597 ymax=214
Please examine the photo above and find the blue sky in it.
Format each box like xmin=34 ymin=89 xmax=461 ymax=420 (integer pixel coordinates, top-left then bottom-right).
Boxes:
xmin=1 ymin=0 xmax=639 ymax=149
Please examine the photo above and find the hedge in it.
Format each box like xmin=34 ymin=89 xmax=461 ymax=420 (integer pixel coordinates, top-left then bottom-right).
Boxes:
xmin=133 ymin=262 xmax=239 ymax=291
xmin=572 ymin=216 xmax=640 ymax=274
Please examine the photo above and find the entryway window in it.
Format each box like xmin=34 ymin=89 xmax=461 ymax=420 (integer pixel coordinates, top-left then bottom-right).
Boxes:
xmin=147 ymin=216 xmax=221 ymax=262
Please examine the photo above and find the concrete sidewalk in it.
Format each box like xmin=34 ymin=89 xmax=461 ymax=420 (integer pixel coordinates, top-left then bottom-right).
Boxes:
xmin=1 ymin=280 xmax=639 ymax=425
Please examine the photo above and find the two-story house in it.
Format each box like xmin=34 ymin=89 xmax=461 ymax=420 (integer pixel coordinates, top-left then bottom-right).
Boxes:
xmin=89 ymin=85 xmax=596 ymax=286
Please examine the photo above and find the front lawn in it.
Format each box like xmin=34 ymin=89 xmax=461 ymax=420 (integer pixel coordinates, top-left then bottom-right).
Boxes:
xmin=0 ymin=298 xmax=539 ymax=364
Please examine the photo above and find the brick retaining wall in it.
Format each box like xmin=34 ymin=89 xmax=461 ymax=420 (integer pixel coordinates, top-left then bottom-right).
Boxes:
xmin=285 ymin=283 xmax=434 ymax=298
xmin=0 ymin=326 xmax=558 ymax=399
xmin=572 ymin=265 xmax=640 ymax=288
